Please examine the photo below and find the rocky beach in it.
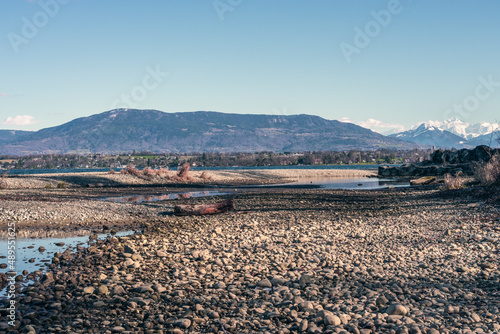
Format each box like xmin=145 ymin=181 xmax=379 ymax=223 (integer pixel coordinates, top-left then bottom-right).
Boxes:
xmin=1 ymin=169 xmax=500 ymax=333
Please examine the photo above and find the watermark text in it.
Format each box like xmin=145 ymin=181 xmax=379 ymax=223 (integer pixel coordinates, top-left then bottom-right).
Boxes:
xmin=340 ymin=0 xmax=407 ymax=63
xmin=8 ymin=0 xmax=70 ymax=54
xmin=111 ymin=65 xmax=168 ymax=109
xmin=444 ymin=75 xmax=499 ymax=120
xmin=6 ymin=221 xmax=17 ymax=327
xmin=213 ymin=0 xmax=243 ymax=21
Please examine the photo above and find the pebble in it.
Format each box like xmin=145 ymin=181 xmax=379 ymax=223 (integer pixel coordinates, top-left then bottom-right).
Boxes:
xmin=386 ymin=304 xmax=409 ymax=316
xmin=257 ymin=278 xmax=272 ymax=288
xmin=98 ymin=285 xmax=109 ymax=295
xmin=173 ymin=318 xmax=191 ymax=329
xmin=324 ymin=314 xmax=341 ymax=326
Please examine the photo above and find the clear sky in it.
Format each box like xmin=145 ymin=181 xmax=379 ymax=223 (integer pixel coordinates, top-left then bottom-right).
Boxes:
xmin=1 ymin=0 xmax=499 ymax=133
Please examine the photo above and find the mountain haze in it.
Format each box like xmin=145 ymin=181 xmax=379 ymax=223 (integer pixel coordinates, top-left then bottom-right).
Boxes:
xmin=0 ymin=109 xmax=416 ymax=155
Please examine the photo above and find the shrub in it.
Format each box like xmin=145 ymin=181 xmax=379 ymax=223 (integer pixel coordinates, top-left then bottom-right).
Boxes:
xmin=155 ymin=167 xmax=170 ymax=178
xmin=121 ymin=164 xmax=141 ymax=177
xmin=200 ymin=171 xmax=213 ymax=180
xmin=107 ymin=169 xmax=116 ymax=174
xmin=0 ymin=172 xmax=7 ymax=189
xmin=177 ymin=162 xmax=192 ymax=180
xmin=441 ymin=172 xmax=466 ymax=190
xmin=142 ymin=167 xmax=155 ymax=178
xmin=474 ymin=155 xmax=500 ymax=185
xmin=57 ymin=181 xmax=67 ymax=189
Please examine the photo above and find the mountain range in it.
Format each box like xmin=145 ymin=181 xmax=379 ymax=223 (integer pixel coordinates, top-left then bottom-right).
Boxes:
xmin=1 ymin=110 xmax=498 ymax=155
xmin=0 ymin=109 xmax=416 ymax=155
xmin=420 ymin=118 xmax=499 ymax=139
xmin=389 ymin=118 xmax=499 ymax=148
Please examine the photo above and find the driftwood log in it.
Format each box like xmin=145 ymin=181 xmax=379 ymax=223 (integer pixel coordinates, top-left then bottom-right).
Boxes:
xmin=410 ymin=176 xmax=437 ymax=186
xmin=174 ymin=199 xmax=234 ymax=216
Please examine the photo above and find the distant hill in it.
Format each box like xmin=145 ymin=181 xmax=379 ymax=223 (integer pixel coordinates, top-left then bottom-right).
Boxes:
xmin=0 ymin=109 xmax=416 ymax=155
xmin=467 ymin=132 xmax=500 ymax=147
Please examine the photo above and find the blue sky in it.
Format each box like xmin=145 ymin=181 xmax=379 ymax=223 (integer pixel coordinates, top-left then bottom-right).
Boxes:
xmin=1 ymin=0 xmax=499 ymax=133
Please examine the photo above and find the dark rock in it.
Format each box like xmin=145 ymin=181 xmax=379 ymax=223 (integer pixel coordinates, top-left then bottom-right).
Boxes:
xmin=431 ymin=145 xmax=498 ymax=164
xmin=379 ymin=146 xmax=499 ymax=177
xmin=42 ymin=272 xmax=55 ymax=284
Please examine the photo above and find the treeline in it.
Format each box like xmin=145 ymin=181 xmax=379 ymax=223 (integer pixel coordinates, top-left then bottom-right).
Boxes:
xmin=0 ymin=149 xmax=432 ymax=170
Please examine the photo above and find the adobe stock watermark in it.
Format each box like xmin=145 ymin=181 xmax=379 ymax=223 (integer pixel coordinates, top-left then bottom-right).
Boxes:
xmin=6 ymin=221 xmax=17 ymax=327
xmin=340 ymin=0 xmax=410 ymax=64
xmin=111 ymin=65 xmax=169 ymax=109
xmin=7 ymin=0 xmax=70 ymax=54
xmin=213 ymin=0 xmax=243 ymax=21
xmin=443 ymin=75 xmax=499 ymax=121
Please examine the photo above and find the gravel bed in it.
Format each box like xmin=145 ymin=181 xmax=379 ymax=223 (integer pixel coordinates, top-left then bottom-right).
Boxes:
xmin=2 ymin=186 xmax=500 ymax=333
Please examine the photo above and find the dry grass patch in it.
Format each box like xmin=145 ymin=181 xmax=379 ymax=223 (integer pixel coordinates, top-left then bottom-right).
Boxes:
xmin=176 ymin=162 xmax=192 ymax=181
xmin=200 ymin=171 xmax=214 ymax=181
xmin=120 ymin=164 xmax=142 ymax=177
xmin=441 ymin=172 xmax=467 ymax=190
xmin=474 ymin=155 xmax=500 ymax=185
xmin=0 ymin=172 xmax=8 ymax=189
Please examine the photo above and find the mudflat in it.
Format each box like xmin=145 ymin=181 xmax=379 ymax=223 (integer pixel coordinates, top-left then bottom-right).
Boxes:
xmin=1 ymin=170 xmax=500 ymax=333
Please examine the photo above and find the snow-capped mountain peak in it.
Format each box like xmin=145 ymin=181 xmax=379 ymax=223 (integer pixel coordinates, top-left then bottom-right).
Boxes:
xmin=391 ymin=118 xmax=499 ymax=148
xmin=465 ymin=121 xmax=499 ymax=139
xmin=411 ymin=118 xmax=499 ymax=139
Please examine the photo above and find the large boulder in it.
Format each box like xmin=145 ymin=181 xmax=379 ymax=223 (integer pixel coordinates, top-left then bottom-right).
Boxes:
xmin=380 ymin=146 xmax=498 ymax=177
xmin=430 ymin=145 xmax=498 ymax=164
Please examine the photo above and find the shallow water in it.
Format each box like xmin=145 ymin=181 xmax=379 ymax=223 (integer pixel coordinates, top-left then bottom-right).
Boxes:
xmin=292 ymin=177 xmax=409 ymax=190
xmin=100 ymin=190 xmax=231 ymax=203
xmin=6 ymin=164 xmax=399 ymax=175
xmin=98 ymin=178 xmax=408 ymax=204
xmin=0 ymin=230 xmax=135 ymax=300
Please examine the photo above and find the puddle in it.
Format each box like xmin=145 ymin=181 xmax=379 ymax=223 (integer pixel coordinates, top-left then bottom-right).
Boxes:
xmin=100 ymin=190 xmax=231 ymax=203
xmin=0 ymin=230 xmax=136 ymax=300
xmin=98 ymin=179 xmax=408 ymax=204
xmin=282 ymin=177 xmax=410 ymax=190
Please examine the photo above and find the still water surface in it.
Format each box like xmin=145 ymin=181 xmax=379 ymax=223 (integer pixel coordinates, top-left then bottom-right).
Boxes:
xmin=0 ymin=231 xmax=135 ymax=300
xmin=4 ymin=164 xmax=399 ymax=175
